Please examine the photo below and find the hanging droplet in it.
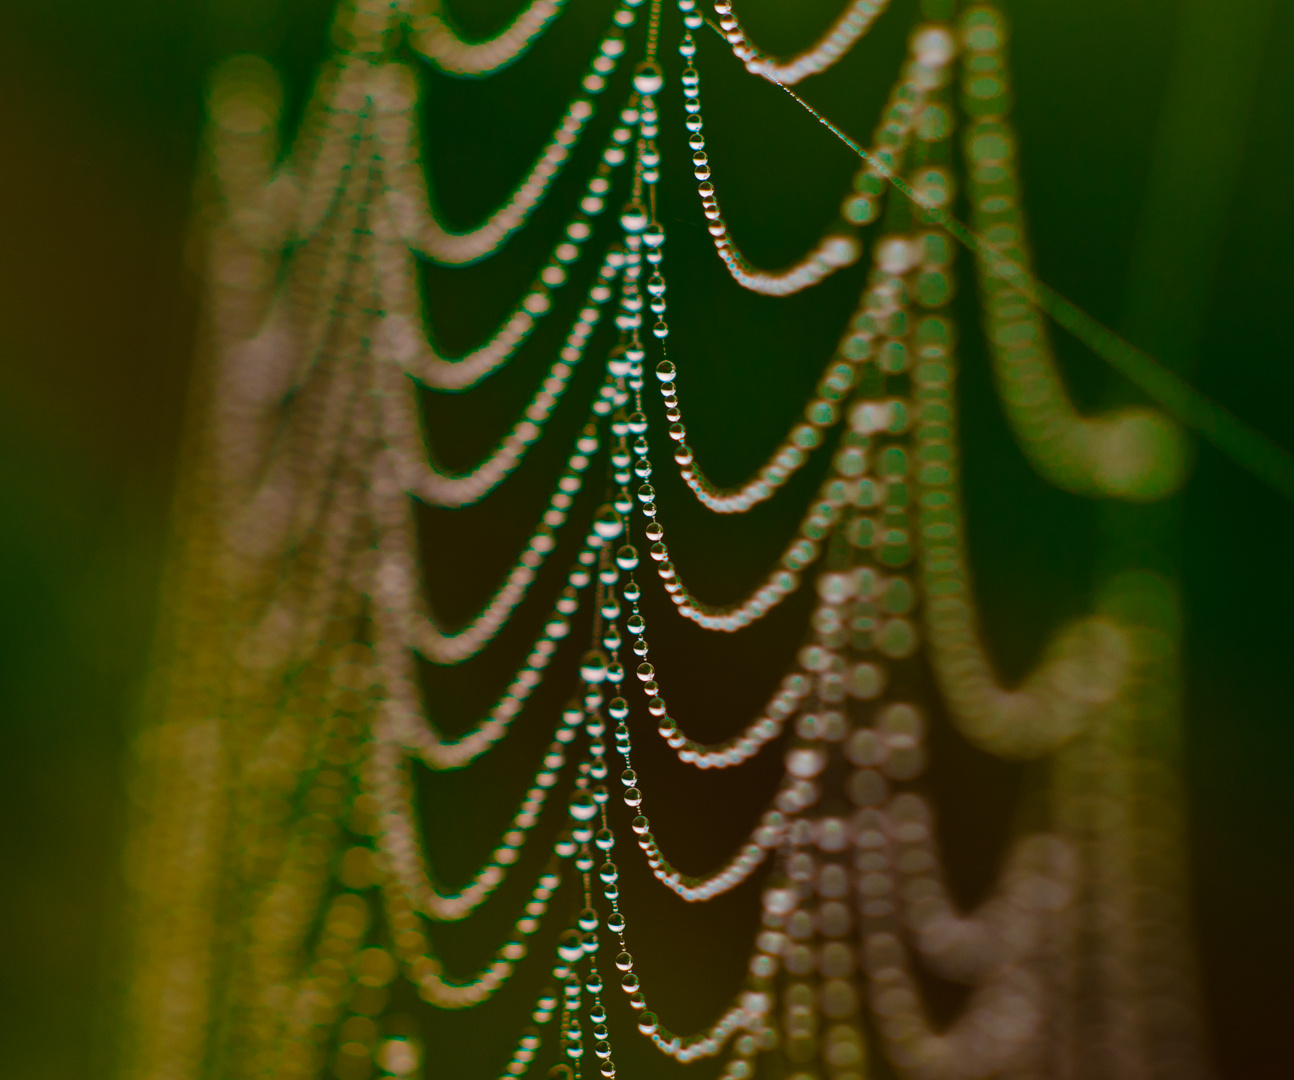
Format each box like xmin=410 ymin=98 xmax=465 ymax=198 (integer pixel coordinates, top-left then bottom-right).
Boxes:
xmin=619 ymin=201 xmax=649 ymax=233
xmin=592 ymin=505 xmax=624 ymax=540
xmin=594 ymin=827 xmax=615 ymax=851
xmin=557 ymin=929 xmax=585 ymax=963
xmin=577 ymin=907 xmax=599 ymax=932
xmin=615 ymin=950 xmax=634 ymax=971
xmin=623 ymin=787 xmax=642 ymax=807
xmin=642 ymin=222 xmax=665 ymax=249
xmin=599 ymin=861 xmax=619 ymax=884
xmin=609 ymin=696 xmax=629 ymax=720
xmin=570 ymin=789 xmax=599 ymax=822
xmin=580 ymin=650 xmax=609 ymax=683
xmin=616 ymin=544 xmax=640 ymax=570
xmin=633 ymin=59 xmax=664 ymax=95
xmin=786 ymin=747 xmax=826 ymax=779
xmin=607 ymin=344 xmax=632 ymax=377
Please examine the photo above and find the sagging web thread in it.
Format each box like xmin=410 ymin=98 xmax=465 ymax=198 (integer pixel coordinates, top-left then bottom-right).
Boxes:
xmin=123 ymin=3 xmax=1223 ymax=1080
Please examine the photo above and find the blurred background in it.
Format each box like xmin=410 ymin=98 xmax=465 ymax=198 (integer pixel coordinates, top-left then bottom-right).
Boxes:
xmin=0 ymin=0 xmax=1291 ymax=1078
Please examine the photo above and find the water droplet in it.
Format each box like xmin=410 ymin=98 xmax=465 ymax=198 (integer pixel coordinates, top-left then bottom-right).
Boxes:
xmin=616 ymin=544 xmax=640 ymax=570
xmin=577 ymin=907 xmax=599 ymax=931
xmin=569 ymin=790 xmax=599 ymax=822
xmin=557 ymin=929 xmax=585 ymax=962
xmin=786 ymin=747 xmax=826 ymax=778
xmin=593 ymin=505 xmax=624 ymax=539
xmin=762 ymin=887 xmax=796 ymax=915
xmin=580 ymin=650 xmax=609 ymax=683
xmin=619 ymin=201 xmax=649 ymax=234
xmin=633 ymin=60 xmax=664 ymax=95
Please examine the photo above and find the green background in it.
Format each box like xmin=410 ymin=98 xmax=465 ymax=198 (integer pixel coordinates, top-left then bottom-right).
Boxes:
xmin=0 ymin=0 xmax=1291 ymax=1077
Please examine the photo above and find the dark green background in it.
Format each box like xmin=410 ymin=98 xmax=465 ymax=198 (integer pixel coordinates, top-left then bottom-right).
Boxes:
xmin=0 ymin=1 xmax=1291 ymax=1078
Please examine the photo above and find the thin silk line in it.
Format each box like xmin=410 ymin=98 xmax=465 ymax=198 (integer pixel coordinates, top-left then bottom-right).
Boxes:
xmin=766 ymin=77 xmax=1294 ymax=503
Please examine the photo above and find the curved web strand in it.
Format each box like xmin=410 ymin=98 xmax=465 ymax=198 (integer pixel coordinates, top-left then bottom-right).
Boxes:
xmin=379 ymin=840 xmax=565 ymax=1009
xmin=886 ymin=793 xmax=1076 ymax=984
xmin=656 ymin=228 xmax=917 ymax=515
xmin=366 ymin=716 xmax=579 ymax=920
xmin=396 ymin=2 xmax=645 ymax=265
xmin=912 ymin=318 xmax=1132 ymax=760
xmin=371 ymin=522 xmax=610 ymax=770
xmin=678 ymin=25 xmax=948 ymax=296
xmin=714 ymin=0 xmax=894 ymax=86
xmin=378 ymin=95 xmax=632 ymax=391
xmin=655 ymin=668 xmax=812 ymax=769
xmin=848 ymin=799 xmax=1075 ymax=1080
xmin=291 ymin=58 xmax=373 ymax=246
xmin=635 ymin=455 xmax=854 ymax=633
xmin=205 ymin=55 xmax=302 ymax=253
xmin=379 ymin=255 xmax=623 ymax=508
xmin=958 ymin=12 xmax=1185 ymax=500
xmin=775 ymin=42 xmax=1294 ymax=502
xmin=374 ymin=378 xmax=613 ymax=666
xmin=216 ymin=230 xmax=371 ymax=585
xmin=407 ymin=0 xmax=569 ymax=78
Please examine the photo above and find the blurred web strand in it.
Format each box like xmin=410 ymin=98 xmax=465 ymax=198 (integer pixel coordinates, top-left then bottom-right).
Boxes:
xmin=714 ymin=15 xmax=1294 ymax=502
